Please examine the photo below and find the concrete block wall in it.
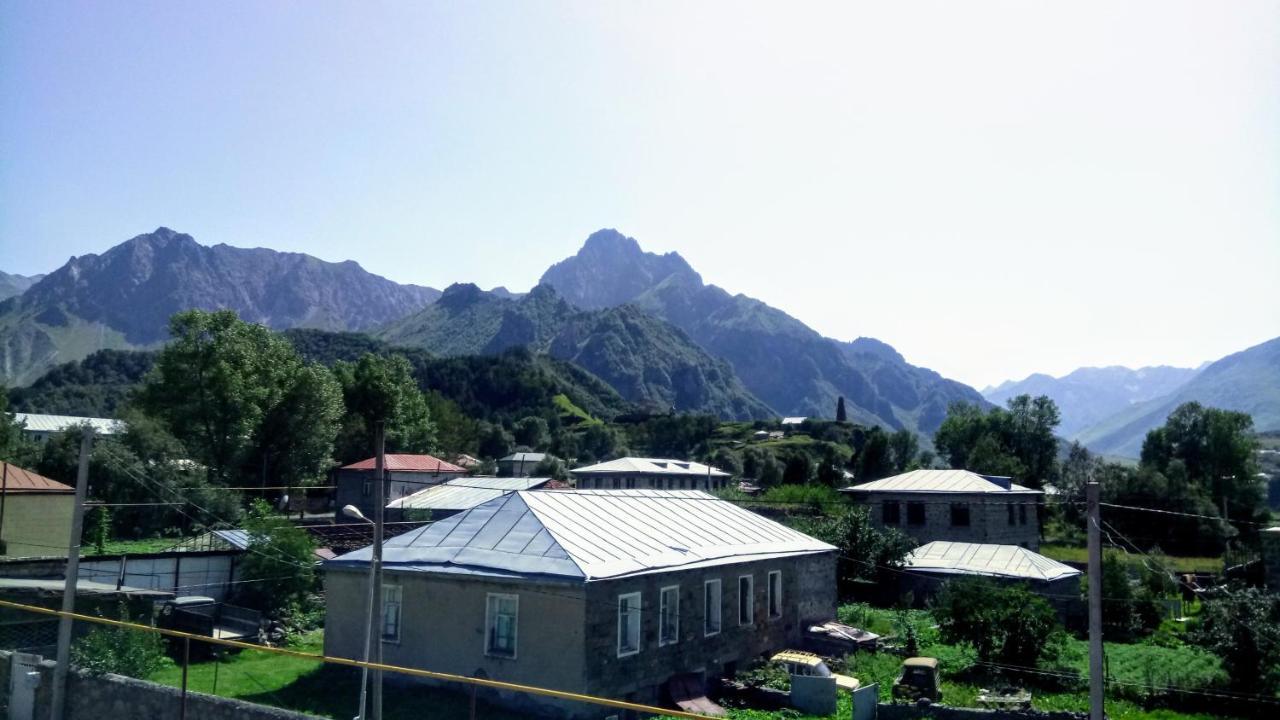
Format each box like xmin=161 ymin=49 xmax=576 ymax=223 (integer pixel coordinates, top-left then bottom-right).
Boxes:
xmin=859 ymin=492 xmax=1041 ymax=550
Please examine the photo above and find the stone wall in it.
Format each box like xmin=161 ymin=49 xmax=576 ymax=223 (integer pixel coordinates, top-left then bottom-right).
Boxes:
xmin=0 ymin=650 xmax=319 ymax=720
xmin=856 ymin=493 xmax=1041 ymax=550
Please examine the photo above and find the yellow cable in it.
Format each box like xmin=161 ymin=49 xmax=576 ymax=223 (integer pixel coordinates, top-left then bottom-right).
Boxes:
xmin=0 ymin=597 xmax=708 ymax=719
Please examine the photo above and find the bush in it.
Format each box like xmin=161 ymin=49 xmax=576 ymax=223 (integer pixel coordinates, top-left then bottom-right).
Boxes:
xmin=72 ymin=610 xmax=169 ymax=678
xmin=234 ymin=500 xmax=317 ymax=615
xmin=931 ymin=578 xmax=1061 ymax=668
xmin=789 ymin=506 xmax=915 ymax=592
xmin=1189 ymin=585 xmax=1280 ymax=693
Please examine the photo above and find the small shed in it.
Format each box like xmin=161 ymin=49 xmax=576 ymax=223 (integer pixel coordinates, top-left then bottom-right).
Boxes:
xmin=0 ymin=462 xmax=74 ymax=557
xmin=899 ymin=541 xmax=1082 ymax=619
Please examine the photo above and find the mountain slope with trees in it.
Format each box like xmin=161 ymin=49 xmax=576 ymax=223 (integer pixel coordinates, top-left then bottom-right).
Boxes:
xmin=984 ymin=364 xmax=1201 ymax=439
xmin=539 ymin=228 xmax=988 ymax=433
xmin=0 ymin=228 xmax=441 ymax=386
xmin=1074 ymin=336 xmax=1280 ymax=457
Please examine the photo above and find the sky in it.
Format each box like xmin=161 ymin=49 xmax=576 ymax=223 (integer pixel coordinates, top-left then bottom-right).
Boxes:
xmin=2 ymin=1 xmax=1277 ymax=389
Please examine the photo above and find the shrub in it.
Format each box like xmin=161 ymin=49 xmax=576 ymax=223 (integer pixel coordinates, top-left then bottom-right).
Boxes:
xmin=931 ymin=578 xmax=1061 ymax=668
xmin=72 ymin=609 xmax=169 ymax=678
xmin=1189 ymin=585 xmax=1280 ymax=693
xmin=234 ymin=500 xmax=317 ymax=615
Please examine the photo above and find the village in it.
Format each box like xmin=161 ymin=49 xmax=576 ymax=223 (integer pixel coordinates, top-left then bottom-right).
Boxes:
xmin=0 ymin=393 xmax=1277 ymax=720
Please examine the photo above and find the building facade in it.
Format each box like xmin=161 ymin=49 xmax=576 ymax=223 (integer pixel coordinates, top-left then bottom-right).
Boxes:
xmin=570 ymin=458 xmax=731 ymax=492
xmin=323 ymin=489 xmax=836 ymax=718
xmin=333 ymin=454 xmax=467 ymax=520
xmin=0 ymin=462 xmax=74 ymax=558
xmin=842 ymin=469 xmax=1043 ymax=550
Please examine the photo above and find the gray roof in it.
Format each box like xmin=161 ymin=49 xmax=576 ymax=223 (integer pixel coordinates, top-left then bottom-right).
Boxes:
xmin=328 ymin=489 xmax=834 ymax=582
xmin=387 ymin=476 xmax=553 ymax=512
xmin=13 ymin=413 xmax=122 ymax=435
xmin=905 ymin=541 xmax=1080 ymax=582
xmin=841 ymin=469 xmax=1040 ymax=495
xmin=499 ymin=452 xmax=548 ymax=463
xmin=570 ymin=457 xmax=730 ymax=478
xmin=0 ymin=577 xmax=172 ymax=598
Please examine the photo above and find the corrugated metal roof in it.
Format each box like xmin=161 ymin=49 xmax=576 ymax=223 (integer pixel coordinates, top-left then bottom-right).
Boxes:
xmin=841 ymin=469 xmax=1040 ymax=495
xmin=781 ymin=417 xmax=807 ymax=425
xmin=0 ymin=462 xmax=73 ymax=494
xmin=342 ymin=454 xmax=467 ymax=473
xmin=387 ymin=477 xmax=553 ymax=512
xmin=570 ymin=457 xmax=730 ymax=478
xmin=211 ymin=529 xmax=251 ymax=550
xmin=13 ymin=413 xmax=122 ymax=435
xmin=905 ymin=541 xmax=1080 ymax=582
xmin=499 ymin=452 xmax=547 ymax=463
xmin=329 ymin=489 xmax=834 ymax=581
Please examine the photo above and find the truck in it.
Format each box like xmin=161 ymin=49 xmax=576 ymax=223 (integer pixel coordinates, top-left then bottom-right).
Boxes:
xmin=156 ymin=596 xmax=263 ymax=655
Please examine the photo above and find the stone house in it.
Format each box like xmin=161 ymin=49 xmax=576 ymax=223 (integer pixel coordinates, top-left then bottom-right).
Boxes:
xmin=841 ymin=469 xmax=1043 ymax=550
xmin=323 ymin=489 xmax=837 ymax=718
xmin=898 ymin=541 xmax=1083 ymax=622
xmin=0 ymin=462 xmax=74 ymax=557
xmin=333 ymin=454 xmax=467 ymax=521
xmin=570 ymin=457 xmax=732 ymax=492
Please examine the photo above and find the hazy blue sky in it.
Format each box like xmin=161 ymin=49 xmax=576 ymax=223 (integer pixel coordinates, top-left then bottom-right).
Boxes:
xmin=2 ymin=1 xmax=1277 ymax=389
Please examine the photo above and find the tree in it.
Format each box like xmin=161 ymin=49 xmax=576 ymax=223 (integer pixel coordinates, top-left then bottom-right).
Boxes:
xmin=477 ymin=422 xmax=515 ymax=460
xmin=0 ymin=387 xmax=37 ymax=466
xmin=855 ymin=427 xmax=894 ymax=481
xmin=888 ymin=429 xmax=919 ymax=474
xmin=235 ymin=500 xmax=317 ymax=615
xmin=934 ymin=395 xmax=1061 ymax=487
xmin=514 ymin=416 xmax=551 ymax=450
xmin=1140 ymin=403 xmax=1261 ymax=523
xmin=782 ymin=454 xmax=813 ymax=485
xmin=334 ymin=353 xmax=435 ymax=463
xmin=72 ymin=606 xmax=168 ymax=678
xmin=836 ymin=396 xmax=847 ymax=423
xmin=1190 ymin=586 xmax=1280 ymax=693
xmin=791 ymin=505 xmax=915 ymax=592
xmin=137 ymin=310 xmax=341 ymax=485
xmin=932 ymin=578 xmax=1060 ymax=667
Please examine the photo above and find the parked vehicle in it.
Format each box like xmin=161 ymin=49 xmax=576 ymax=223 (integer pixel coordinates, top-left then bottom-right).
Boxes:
xmin=156 ymin=596 xmax=263 ymax=655
xmin=770 ymin=650 xmax=860 ymax=691
xmin=892 ymin=657 xmax=942 ymax=703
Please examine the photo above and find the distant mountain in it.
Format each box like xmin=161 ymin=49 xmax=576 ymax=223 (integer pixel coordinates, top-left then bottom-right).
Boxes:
xmin=538 ymin=229 xmax=988 ymax=433
xmin=7 ymin=348 xmax=155 ymax=417
xmin=0 ymin=228 xmax=441 ymax=385
xmin=0 ymin=271 xmax=44 ymax=301
xmin=378 ymin=282 xmax=774 ymax=420
xmin=1075 ymin=336 xmax=1280 ymax=457
xmin=984 ymin=365 xmax=1201 ymax=439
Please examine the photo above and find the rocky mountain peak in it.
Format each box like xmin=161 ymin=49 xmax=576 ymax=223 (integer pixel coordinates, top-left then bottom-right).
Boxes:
xmin=539 ymin=229 xmax=702 ymax=310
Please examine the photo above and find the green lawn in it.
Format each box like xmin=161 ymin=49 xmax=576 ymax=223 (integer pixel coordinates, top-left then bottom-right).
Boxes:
xmin=1040 ymin=544 xmax=1223 ymax=573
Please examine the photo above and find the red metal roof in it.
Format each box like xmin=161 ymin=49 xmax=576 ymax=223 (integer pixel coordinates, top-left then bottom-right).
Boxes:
xmin=0 ymin=462 xmax=74 ymax=494
xmin=341 ymin=454 xmax=467 ymax=474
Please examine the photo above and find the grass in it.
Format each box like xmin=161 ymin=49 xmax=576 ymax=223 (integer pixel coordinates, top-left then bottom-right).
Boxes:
xmin=85 ymin=536 xmax=186 ymax=555
xmin=1040 ymin=544 xmax=1223 ymax=573
xmin=149 ymin=631 xmax=528 ymax=720
xmin=552 ymin=392 xmax=599 ymax=425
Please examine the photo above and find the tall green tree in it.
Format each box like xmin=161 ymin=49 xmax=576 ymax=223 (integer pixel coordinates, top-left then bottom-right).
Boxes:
xmin=934 ymin=395 xmax=1061 ymax=487
xmin=855 ymin=427 xmax=894 ymax=481
xmin=791 ymin=506 xmax=914 ymax=591
xmin=932 ymin=578 xmax=1060 ymax=667
xmin=333 ymin=353 xmax=435 ymax=463
xmin=0 ymin=387 xmax=37 ymax=466
xmin=888 ymin=428 xmax=919 ymax=473
xmin=1140 ymin=402 xmax=1261 ymax=521
xmin=137 ymin=310 xmax=341 ymax=485
xmin=235 ymin=500 xmax=317 ymax=615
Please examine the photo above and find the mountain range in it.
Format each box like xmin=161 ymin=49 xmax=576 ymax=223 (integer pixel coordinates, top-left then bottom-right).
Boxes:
xmin=0 ymin=272 xmax=44 ymax=301
xmin=2 ymin=227 xmax=993 ymax=436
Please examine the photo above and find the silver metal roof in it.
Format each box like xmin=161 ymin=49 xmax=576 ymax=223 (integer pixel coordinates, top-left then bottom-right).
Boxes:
xmin=499 ymin=452 xmax=548 ymax=463
xmin=387 ymin=476 xmax=552 ymax=512
xmin=841 ymin=469 xmax=1040 ymax=495
xmin=905 ymin=541 xmax=1080 ymax=582
xmin=13 ymin=413 xmax=122 ymax=435
xmin=328 ymin=489 xmax=834 ymax=581
xmin=570 ymin=457 xmax=730 ymax=477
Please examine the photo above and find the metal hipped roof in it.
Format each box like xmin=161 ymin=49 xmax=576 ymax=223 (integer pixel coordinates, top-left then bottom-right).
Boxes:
xmin=841 ymin=469 xmax=1040 ymax=495
xmin=904 ymin=541 xmax=1081 ymax=582
xmin=328 ymin=489 xmax=834 ymax=581
xmin=341 ymin=454 xmax=468 ymax=473
xmin=387 ymin=477 xmax=553 ymax=512
xmin=12 ymin=413 xmax=122 ymax=435
xmin=570 ymin=457 xmax=731 ymax=478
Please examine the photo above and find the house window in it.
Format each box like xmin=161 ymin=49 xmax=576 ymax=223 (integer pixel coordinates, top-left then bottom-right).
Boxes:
xmin=767 ymin=571 xmax=782 ymax=620
xmin=907 ymin=502 xmax=925 ymax=526
xmin=626 ymin=477 xmax=636 ymax=489
xmin=485 ymin=593 xmax=518 ymax=658
xmin=617 ymin=592 xmax=642 ymax=657
xmin=1008 ymin=503 xmax=1016 ymax=526
xmin=659 ymin=586 xmax=680 ymax=646
xmin=882 ymin=501 xmax=900 ymax=525
xmin=950 ymin=503 xmax=970 ymax=527
xmin=362 ymin=480 xmax=371 ymax=497
xmin=612 ymin=477 xmax=621 ymax=489
xmin=1019 ymin=504 xmax=1028 ymax=525
xmin=738 ymin=575 xmax=754 ymax=626
xmin=704 ymin=580 xmax=722 ymax=636
xmin=381 ymin=584 xmax=402 ymax=642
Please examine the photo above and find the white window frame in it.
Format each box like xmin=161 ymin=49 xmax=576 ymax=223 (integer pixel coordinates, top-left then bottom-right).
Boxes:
xmin=617 ymin=592 xmax=642 ymax=657
xmin=738 ymin=575 xmax=754 ymax=627
xmin=484 ymin=593 xmax=519 ymax=659
xmin=704 ymin=579 xmax=722 ymax=637
xmin=659 ymin=585 xmax=680 ymax=646
xmin=767 ymin=570 xmax=782 ymax=620
xmin=381 ymin=583 xmax=402 ymax=643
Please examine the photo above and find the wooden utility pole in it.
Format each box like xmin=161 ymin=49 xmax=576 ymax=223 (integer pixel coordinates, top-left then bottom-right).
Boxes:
xmin=51 ymin=427 xmax=93 ymax=720
xmin=1087 ymin=480 xmax=1104 ymax=720
xmin=372 ymin=421 xmax=386 ymax=720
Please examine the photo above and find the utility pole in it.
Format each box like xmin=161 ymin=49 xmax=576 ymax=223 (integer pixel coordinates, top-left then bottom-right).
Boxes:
xmin=51 ymin=427 xmax=93 ymax=720
xmin=1087 ymin=480 xmax=1104 ymax=720
xmin=372 ymin=421 xmax=386 ymax=720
